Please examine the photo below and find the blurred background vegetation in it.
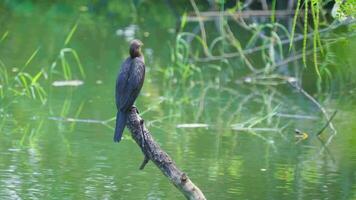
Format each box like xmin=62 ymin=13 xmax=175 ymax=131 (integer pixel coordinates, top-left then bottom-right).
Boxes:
xmin=0 ymin=0 xmax=355 ymax=199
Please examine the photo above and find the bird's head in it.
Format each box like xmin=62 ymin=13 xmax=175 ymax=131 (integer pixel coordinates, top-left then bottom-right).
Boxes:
xmin=129 ymin=39 xmax=143 ymax=58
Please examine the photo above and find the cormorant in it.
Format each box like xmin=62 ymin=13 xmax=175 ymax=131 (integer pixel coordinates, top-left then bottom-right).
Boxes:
xmin=114 ymin=39 xmax=145 ymax=142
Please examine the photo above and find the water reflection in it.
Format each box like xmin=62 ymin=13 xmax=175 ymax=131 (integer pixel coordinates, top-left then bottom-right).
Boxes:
xmin=0 ymin=1 xmax=355 ymax=200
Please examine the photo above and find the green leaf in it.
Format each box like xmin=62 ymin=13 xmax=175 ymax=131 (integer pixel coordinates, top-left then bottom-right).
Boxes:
xmin=23 ymin=47 xmax=40 ymax=71
xmin=64 ymin=22 xmax=79 ymax=46
xmin=289 ymin=0 xmax=301 ymax=51
xmin=180 ymin=11 xmax=187 ymax=30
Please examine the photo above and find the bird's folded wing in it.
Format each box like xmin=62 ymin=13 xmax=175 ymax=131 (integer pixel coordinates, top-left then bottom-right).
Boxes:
xmin=119 ymin=59 xmax=145 ymax=112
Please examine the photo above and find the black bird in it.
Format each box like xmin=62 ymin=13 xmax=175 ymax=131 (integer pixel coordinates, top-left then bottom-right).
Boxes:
xmin=114 ymin=39 xmax=145 ymax=142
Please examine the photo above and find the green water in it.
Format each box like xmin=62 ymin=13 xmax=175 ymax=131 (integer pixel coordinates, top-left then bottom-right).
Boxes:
xmin=1 ymin=1 xmax=356 ymax=200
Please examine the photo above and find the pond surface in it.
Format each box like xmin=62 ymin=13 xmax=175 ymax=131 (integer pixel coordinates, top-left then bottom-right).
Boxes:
xmin=0 ymin=2 xmax=355 ymax=200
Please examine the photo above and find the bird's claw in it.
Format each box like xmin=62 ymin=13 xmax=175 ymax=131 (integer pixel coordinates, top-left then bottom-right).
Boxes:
xmin=131 ymin=105 xmax=140 ymax=114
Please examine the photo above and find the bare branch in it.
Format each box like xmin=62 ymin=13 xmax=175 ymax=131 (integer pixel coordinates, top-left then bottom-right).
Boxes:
xmin=126 ymin=107 xmax=206 ymax=200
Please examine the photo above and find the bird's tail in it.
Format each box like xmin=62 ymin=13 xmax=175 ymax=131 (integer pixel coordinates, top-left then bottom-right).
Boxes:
xmin=114 ymin=111 xmax=127 ymax=142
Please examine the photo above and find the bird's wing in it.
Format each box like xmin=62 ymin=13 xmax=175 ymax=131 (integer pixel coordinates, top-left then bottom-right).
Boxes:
xmin=119 ymin=58 xmax=145 ymax=112
xmin=116 ymin=59 xmax=131 ymax=109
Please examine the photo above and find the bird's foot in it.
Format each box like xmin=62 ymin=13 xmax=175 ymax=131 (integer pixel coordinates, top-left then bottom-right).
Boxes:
xmin=131 ymin=105 xmax=140 ymax=114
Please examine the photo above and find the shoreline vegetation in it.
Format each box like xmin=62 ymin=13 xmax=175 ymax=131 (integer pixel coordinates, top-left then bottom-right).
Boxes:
xmin=0 ymin=1 xmax=355 ymax=199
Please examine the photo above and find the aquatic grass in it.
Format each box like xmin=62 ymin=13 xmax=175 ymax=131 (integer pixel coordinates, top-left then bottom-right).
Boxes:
xmin=176 ymin=32 xmax=209 ymax=62
xmin=15 ymin=71 xmax=47 ymax=104
xmin=58 ymin=48 xmax=86 ymax=80
xmin=60 ymin=98 xmax=72 ymax=117
xmin=0 ymin=84 xmax=3 ymax=98
xmin=49 ymin=22 xmax=85 ymax=81
xmin=231 ymin=104 xmax=280 ymax=130
xmin=189 ymin=0 xmax=211 ymax=56
xmin=223 ymin=23 xmax=256 ymax=72
xmin=0 ymin=58 xmax=8 ymax=98
xmin=270 ymin=0 xmax=277 ymax=23
xmin=0 ymin=47 xmax=47 ymax=104
xmin=179 ymin=1 xmax=354 ymax=95
xmin=170 ymin=32 xmax=207 ymax=86
xmin=0 ymin=31 xmax=9 ymax=43
xmin=19 ymin=124 xmax=31 ymax=147
xmin=140 ymin=98 xmax=165 ymax=116
xmin=208 ymin=36 xmax=226 ymax=53
xmin=180 ymin=11 xmax=188 ymax=31
xmin=64 ymin=22 xmax=79 ymax=46
xmin=22 ymin=47 xmax=40 ymax=72
xmin=29 ymin=119 xmax=44 ymax=147
xmin=69 ymin=101 xmax=85 ymax=131
xmin=0 ymin=58 xmax=8 ymax=83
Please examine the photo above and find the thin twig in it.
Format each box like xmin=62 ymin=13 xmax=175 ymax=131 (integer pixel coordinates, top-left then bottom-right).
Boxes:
xmin=189 ymin=0 xmax=210 ymax=56
xmin=316 ymin=110 xmax=337 ymax=136
xmin=48 ymin=116 xmax=107 ymax=124
xmin=287 ymin=81 xmax=337 ymax=135
xmin=185 ymin=10 xmax=302 ymax=22
xmin=276 ymin=113 xmax=318 ymax=120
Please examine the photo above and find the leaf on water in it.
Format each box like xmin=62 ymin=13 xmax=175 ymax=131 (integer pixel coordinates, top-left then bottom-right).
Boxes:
xmin=52 ymin=80 xmax=84 ymax=87
xmin=176 ymin=123 xmax=209 ymax=128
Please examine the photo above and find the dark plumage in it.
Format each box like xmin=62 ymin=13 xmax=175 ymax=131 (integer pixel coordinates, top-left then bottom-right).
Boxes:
xmin=114 ymin=39 xmax=145 ymax=142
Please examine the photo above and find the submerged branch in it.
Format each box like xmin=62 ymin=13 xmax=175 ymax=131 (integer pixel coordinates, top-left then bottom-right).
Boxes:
xmin=316 ymin=110 xmax=337 ymax=136
xmin=48 ymin=116 xmax=107 ymax=124
xmin=126 ymin=107 xmax=206 ymax=200
xmin=287 ymin=81 xmax=337 ymax=135
xmin=185 ymin=10 xmax=299 ymax=22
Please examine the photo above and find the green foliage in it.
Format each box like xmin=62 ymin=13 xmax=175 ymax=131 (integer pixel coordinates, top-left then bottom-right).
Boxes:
xmin=333 ymin=0 xmax=356 ymax=19
xmin=270 ymin=0 xmax=277 ymax=23
xmin=290 ymin=0 xmax=323 ymax=76
xmin=64 ymin=22 xmax=78 ymax=46
xmin=0 ymin=31 xmax=9 ymax=43
xmin=0 ymin=46 xmax=47 ymax=103
xmin=15 ymin=71 xmax=47 ymax=104
xmin=58 ymin=48 xmax=86 ymax=80
xmin=23 ymin=47 xmax=40 ymax=72
xmin=0 ymin=20 xmax=85 ymax=106
xmin=302 ymin=0 xmax=309 ymax=68
xmin=289 ymin=0 xmax=354 ymax=78
xmin=289 ymin=0 xmax=301 ymax=51
xmin=310 ymin=0 xmax=321 ymax=76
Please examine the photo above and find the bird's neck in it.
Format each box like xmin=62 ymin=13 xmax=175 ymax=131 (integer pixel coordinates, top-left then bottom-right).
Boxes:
xmin=130 ymin=48 xmax=142 ymax=58
xmin=130 ymin=54 xmax=144 ymax=63
xmin=137 ymin=55 xmax=145 ymax=63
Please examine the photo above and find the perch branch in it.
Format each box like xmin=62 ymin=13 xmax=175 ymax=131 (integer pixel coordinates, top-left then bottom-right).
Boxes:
xmin=126 ymin=107 xmax=206 ymax=200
